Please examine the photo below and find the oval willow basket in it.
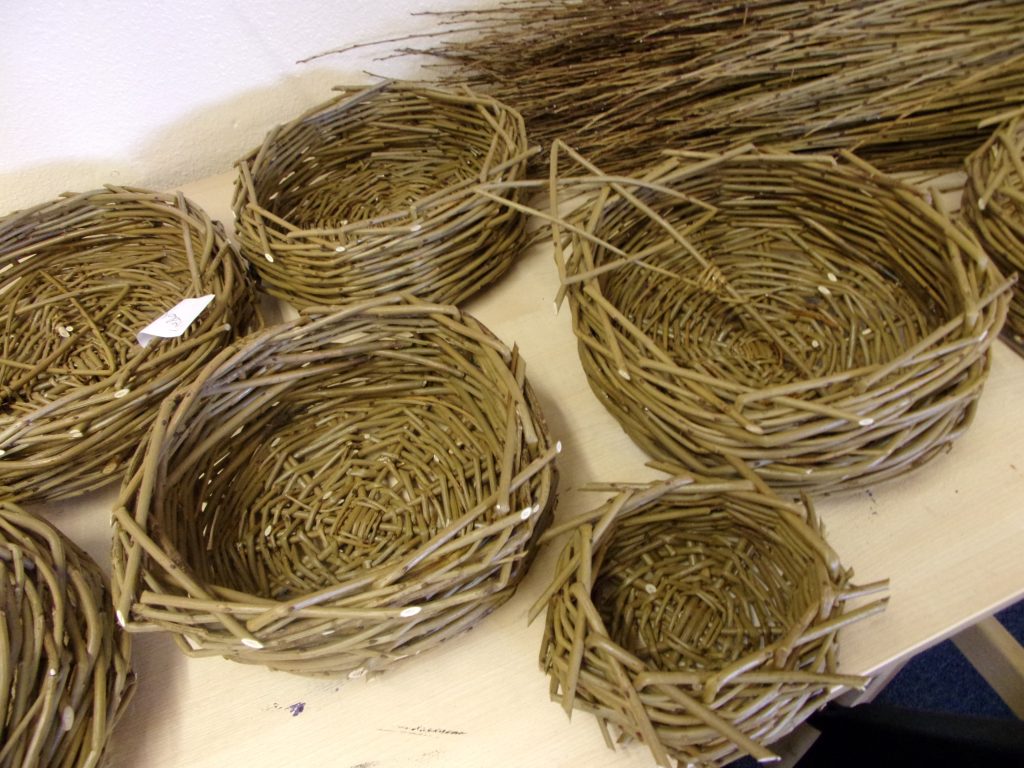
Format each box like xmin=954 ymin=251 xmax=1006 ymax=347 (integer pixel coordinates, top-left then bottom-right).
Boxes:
xmin=0 ymin=187 xmax=258 ymax=503
xmin=232 ymin=80 xmax=533 ymax=308
xmin=548 ymin=144 xmax=1011 ymax=491
xmin=110 ymin=295 xmax=558 ymax=676
xmin=964 ymin=112 xmax=1024 ymax=356
xmin=532 ymin=478 xmax=887 ymax=768
xmin=1 ymin=501 xmax=135 ymax=768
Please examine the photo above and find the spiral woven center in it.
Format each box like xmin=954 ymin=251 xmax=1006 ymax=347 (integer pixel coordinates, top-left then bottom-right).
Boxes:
xmin=164 ymin=324 xmax=528 ymax=602
xmin=0 ymin=226 xmax=199 ymax=413
xmin=258 ymin=95 xmax=494 ymax=231
xmin=592 ymin=510 xmax=814 ymax=672
xmin=598 ymin=199 xmax=943 ymax=389
xmin=203 ymin=393 xmax=500 ymax=599
xmin=278 ymin=147 xmax=481 ymax=231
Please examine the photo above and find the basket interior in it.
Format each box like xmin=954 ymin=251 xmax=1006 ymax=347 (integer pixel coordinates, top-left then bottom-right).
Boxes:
xmin=592 ymin=502 xmax=816 ymax=672
xmin=590 ymin=164 xmax=962 ymax=389
xmin=157 ymin=320 xmax=530 ymax=601
xmin=254 ymin=91 xmax=499 ymax=230
xmin=1 ymin=207 xmax=207 ymax=411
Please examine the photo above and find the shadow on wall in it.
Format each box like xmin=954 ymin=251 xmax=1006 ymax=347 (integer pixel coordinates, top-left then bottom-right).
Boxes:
xmin=0 ymin=160 xmax=125 ymax=214
xmin=0 ymin=63 xmax=412 ymax=213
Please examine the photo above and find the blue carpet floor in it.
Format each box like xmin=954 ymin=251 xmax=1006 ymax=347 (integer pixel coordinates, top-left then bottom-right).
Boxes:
xmin=870 ymin=600 xmax=1023 ymax=719
xmin=725 ymin=600 xmax=1024 ymax=767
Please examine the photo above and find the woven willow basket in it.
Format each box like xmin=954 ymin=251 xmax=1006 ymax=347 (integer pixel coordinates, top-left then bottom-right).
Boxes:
xmin=0 ymin=187 xmax=258 ymax=503
xmin=232 ymin=80 xmax=533 ymax=308
xmin=110 ymin=295 xmax=557 ymax=675
xmin=964 ymin=112 xmax=1024 ymax=356
xmin=532 ymin=478 xmax=887 ymax=768
xmin=1 ymin=501 xmax=134 ymax=767
xmin=548 ymin=144 xmax=1011 ymax=492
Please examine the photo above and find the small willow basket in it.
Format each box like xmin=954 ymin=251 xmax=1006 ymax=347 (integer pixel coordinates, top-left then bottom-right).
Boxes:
xmin=1 ymin=501 xmax=135 ymax=768
xmin=964 ymin=112 xmax=1024 ymax=356
xmin=532 ymin=478 xmax=887 ymax=768
xmin=547 ymin=143 xmax=1011 ymax=491
xmin=0 ymin=187 xmax=258 ymax=503
xmin=232 ymin=80 xmax=533 ymax=308
xmin=110 ymin=295 xmax=557 ymax=676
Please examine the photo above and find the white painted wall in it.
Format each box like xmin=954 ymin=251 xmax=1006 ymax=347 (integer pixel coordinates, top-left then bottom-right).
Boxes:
xmin=0 ymin=0 xmax=482 ymax=212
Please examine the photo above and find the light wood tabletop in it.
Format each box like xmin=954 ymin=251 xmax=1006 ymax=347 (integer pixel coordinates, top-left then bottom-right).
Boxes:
xmin=29 ymin=170 xmax=1024 ymax=768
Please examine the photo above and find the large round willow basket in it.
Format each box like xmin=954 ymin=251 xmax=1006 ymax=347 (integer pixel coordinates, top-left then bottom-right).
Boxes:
xmin=0 ymin=187 xmax=258 ymax=502
xmin=550 ymin=144 xmax=1010 ymax=491
xmin=233 ymin=80 xmax=532 ymax=308
xmin=111 ymin=296 xmax=558 ymax=676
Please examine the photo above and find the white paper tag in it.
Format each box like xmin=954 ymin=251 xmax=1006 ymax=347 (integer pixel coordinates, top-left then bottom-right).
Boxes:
xmin=137 ymin=295 xmax=215 ymax=347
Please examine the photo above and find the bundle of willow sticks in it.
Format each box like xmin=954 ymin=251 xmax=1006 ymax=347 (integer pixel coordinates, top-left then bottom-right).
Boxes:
xmin=406 ymin=0 xmax=1024 ymax=175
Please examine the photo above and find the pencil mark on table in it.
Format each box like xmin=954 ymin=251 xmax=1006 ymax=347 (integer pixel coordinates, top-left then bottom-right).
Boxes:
xmin=378 ymin=725 xmax=467 ymax=737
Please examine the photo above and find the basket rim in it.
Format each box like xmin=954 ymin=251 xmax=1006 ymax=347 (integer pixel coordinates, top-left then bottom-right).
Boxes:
xmin=229 ymin=80 xmax=535 ymax=309
xmin=232 ymin=79 xmax=534 ymax=238
xmin=551 ymin=142 xmax=1009 ymax=355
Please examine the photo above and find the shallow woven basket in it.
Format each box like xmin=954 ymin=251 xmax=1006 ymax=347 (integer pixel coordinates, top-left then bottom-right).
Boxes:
xmin=532 ymin=477 xmax=887 ymax=768
xmin=547 ymin=143 xmax=1011 ymax=491
xmin=232 ymin=80 xmax=533 ymax=308
xmin=0 ymin=187 xmax=258 ymax=503
xmin=964 ymin=112 xmax=1024 ymax=356
xmin=110 ymin=295 xmax=558 ymax=676
xmin=1 ymin=500 xmax=134 ymax=767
